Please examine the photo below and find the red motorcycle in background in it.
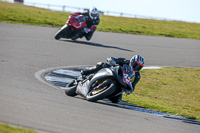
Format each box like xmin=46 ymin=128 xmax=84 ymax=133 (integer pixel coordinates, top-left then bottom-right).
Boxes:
xmin=55 ymin=14 xmax=87 ymax=40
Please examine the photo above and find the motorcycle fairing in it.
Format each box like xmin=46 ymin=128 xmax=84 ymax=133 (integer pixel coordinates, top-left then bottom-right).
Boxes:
xmin=76 ymin=68 xmax=114 ymax=97
xmin=76 ymin=65 xmax=135 ymax=98
xmin=76 ymin=80 xmax=90 ymax=97
xmin=88 ymin=68 xmax=114 ymax=92
xmin=68 ymin=15 xmax=87 ymax=30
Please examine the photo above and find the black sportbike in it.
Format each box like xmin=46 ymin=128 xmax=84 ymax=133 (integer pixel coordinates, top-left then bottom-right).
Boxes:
xmin=65 ymin=64 xmax=135 ymax=103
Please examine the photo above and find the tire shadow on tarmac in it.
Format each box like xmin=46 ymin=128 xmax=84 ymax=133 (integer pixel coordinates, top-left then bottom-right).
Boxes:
xmin=95 ymin=99 xmax=200 ymax=126
xmin=61 ymin=40 xmax=134 ymax=52
xmin=68 ymin=96 xmax=200 ymax=126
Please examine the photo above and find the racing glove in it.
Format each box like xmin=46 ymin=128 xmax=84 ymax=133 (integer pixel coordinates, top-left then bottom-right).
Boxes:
xmin=84 ymin=27 xmax=91 ymax=33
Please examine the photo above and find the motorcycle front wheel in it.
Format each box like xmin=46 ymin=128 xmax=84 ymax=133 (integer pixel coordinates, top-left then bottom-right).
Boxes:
xmin=65 ymin=80 xmax=78 ymax=97
xmin=55 ymin=24 xmax=69 ymax=40
xmin=86 ymin=80 xmax=116 ymax=102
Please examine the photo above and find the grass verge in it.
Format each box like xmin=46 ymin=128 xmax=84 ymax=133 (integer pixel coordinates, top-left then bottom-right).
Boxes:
xmin=123 ymin=67 xmax=200 ymax=120
xmin=1 ymin=1 xmax=200 ymax=39
xmin=0 ymin=122 xmax=37 ymax=133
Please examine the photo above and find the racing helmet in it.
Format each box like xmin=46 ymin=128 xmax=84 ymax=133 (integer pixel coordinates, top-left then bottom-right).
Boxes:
xmin=129 ymin=55 xmax=144 ymax=71
xmin=89 ymin=7 xmax=99 ymax=20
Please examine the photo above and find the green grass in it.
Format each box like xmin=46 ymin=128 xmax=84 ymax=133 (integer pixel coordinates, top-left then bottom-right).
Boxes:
xmin=0 ymin=122 xmax=37 ymax=133
xmin=123 ymin=67 xmax=200 ymax=120
xmin=99 ymin=16 xmax=200 ymax=39
xmin=0 ymin=1 xmax=67 ymax=27
xmin=1 ymin=1 xmax=200 ymax=39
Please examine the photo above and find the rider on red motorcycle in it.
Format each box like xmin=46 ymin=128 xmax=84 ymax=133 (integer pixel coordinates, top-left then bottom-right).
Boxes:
xmin=72 ymin=7 xmax=100 ymax=41
xmin=81 ymin=55 xmax=145 ymax=102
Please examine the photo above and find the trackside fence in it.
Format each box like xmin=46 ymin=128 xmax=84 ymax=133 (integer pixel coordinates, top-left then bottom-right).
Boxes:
xmin=1 ymin=0 xmax=177 ymax=21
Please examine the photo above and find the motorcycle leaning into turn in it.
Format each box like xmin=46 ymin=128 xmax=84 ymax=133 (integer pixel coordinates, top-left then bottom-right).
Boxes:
xmin=65 ymin=64 xmax=135 ymax=103
xmin=55 ymin=13 xmax=90 ymax=41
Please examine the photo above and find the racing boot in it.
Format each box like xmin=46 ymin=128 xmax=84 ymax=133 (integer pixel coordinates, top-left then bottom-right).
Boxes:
xmin=81 ymin=67 xmax=97 ymax=78
xmin=85 ymin=30 xmax=94 ymax=41
xmin=81 ymin=62 xmax=105 ymax=78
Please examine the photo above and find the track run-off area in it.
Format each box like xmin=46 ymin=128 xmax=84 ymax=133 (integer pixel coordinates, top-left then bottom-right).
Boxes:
xmin=0 ymin=23 xmax=200 ymax=133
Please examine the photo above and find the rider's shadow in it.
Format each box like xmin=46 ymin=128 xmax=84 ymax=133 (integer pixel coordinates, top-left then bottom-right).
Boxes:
xmin=61 ymin=40 xmax=134 ymax=52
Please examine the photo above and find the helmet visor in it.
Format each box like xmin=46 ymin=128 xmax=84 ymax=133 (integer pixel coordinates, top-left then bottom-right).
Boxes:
xmin=91 ymin=13 xmax=98 ymax=17
xmin=133 ymin=61 xmax=143 ymax=71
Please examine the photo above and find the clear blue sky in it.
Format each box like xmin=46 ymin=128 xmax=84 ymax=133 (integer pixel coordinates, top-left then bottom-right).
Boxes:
xmin=23 ymin=0 xmax=200 ymax=23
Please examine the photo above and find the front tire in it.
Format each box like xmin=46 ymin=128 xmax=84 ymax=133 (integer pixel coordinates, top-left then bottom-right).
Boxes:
xmin=55 ymin=25 xmax=69 ymax=40
xmin=65 ymin=80 xmax=78 ymax=97
xmin=86 ymin=80 xmax=116 ymax=102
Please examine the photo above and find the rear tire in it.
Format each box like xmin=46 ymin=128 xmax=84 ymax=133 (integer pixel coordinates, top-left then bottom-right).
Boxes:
xmin=65 ymin=80 xmax=78 ymax=97
xmin=86 ymin=80 xmax=116 ymax=102
xmin=55 ymin=25 xmax=69 ymax=40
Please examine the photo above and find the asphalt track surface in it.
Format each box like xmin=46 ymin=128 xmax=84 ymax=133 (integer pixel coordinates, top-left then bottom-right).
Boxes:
xmin=0 ymin=23 xmax=200 ymax=133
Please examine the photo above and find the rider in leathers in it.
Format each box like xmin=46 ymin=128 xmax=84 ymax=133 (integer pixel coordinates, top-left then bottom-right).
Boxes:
xmin=81 ymin=55 xmax=145 ymax=103
xmin=72 ymin=7 xmax=100 ymax=41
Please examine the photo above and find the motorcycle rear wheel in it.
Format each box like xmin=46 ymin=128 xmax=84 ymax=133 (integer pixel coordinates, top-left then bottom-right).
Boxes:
xmin=55 ymin=25 xmax=69 ymax=40
xmin=65 ymin=80 xmax=78 ymax=97
xmin=86 ymin=80 xmax=116 ymax=102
